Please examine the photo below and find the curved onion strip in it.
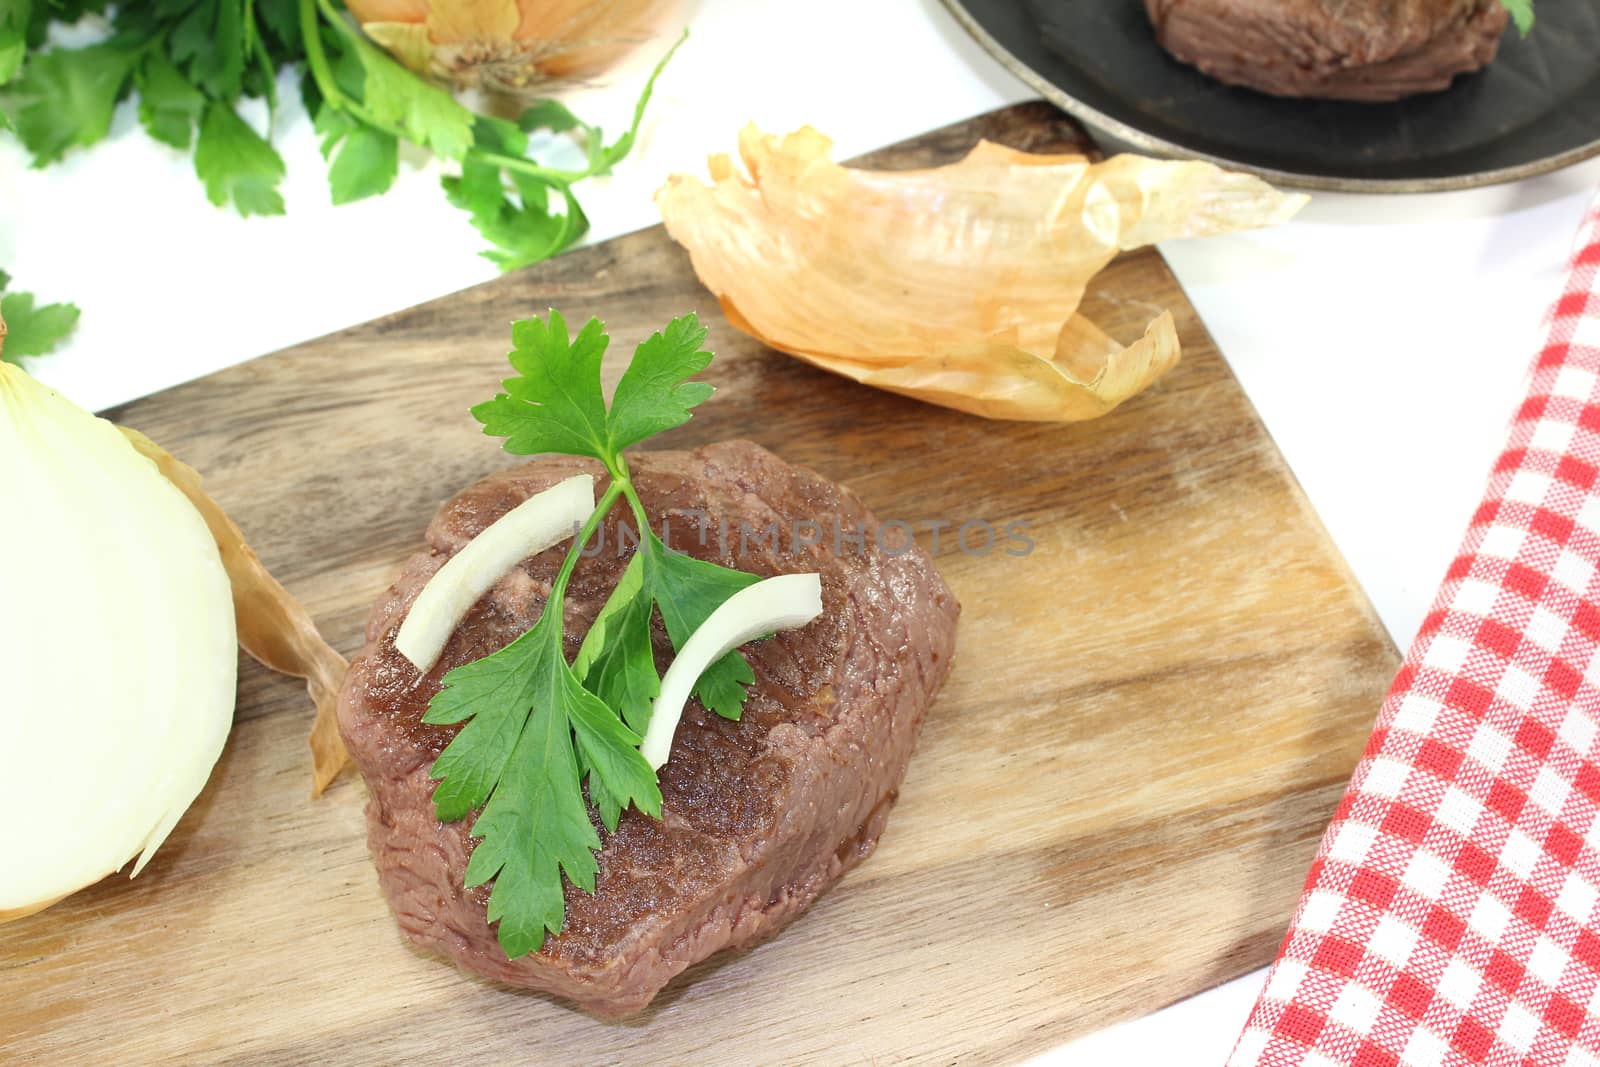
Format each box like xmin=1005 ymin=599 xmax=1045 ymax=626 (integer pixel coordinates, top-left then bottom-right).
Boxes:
xmin=640 ymin=573 xmax=823 ymax=770
xmin=657 ymin=125 xmax=1306 ymax=422
xmin=120 ymin=429 xmax=354 ymax=798
xmin=396 ymin=473 xmax=597 ymax=675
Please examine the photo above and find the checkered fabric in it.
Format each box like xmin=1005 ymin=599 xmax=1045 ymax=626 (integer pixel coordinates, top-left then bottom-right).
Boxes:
xmin=1230 ymin=189 xmax=1600 ymax=1067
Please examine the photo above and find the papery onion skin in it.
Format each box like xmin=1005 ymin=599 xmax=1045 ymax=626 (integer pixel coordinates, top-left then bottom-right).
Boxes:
xmin=120 ymin=429 xmax=352 ymax=798
xmin=347 ymin=0 xmax=668 ymax=92
xmin=657 ymin=125 xmax=1307 ymax=422
xmin=0 ymin=895 xmax=66 ymax=924
xmin=0 ymin=363 xmax=236 ymax=920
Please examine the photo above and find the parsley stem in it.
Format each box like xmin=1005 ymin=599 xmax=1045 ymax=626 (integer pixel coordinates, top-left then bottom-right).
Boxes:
xmin=609 ymin=28 xmax=689 ymax=165
xmin=614 ymin=457 xmax=659 ymax=550
xmin=298 ymin=0 xmax=351 ymax=115
xmin=550 ymin=477 xmax=626 ymax=609
xmin=468 ymin=29 xmax=688 ymax=188
xmin=304 ymin=0 xmax=424 ymax=140
xmin=472 ymin=151 xmax=589 ymax=187
xmin=303 ymin=0 xmax=394 ymax=134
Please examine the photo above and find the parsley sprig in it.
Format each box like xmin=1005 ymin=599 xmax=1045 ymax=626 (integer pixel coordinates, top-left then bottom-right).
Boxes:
xmin=0 ymin=270 xmax=79 ymax=364
xmin=425 ymin=310 xmax=760 ymax=959
xmin=0 ymin=2 xmax=679 ymax=288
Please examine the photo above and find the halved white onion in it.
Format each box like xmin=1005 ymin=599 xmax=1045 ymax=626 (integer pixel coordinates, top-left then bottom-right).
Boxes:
xmin=0 ymin=363 xmax=237 ymax=919
xmin=640 ymin=573 xmax=824 ymax=769
xmin=395 ymin=473 xmax=596 ymax=674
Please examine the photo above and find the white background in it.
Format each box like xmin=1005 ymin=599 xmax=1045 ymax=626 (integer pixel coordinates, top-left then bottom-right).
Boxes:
xmin=6 ymin=1 xmax=1600 ymax=1062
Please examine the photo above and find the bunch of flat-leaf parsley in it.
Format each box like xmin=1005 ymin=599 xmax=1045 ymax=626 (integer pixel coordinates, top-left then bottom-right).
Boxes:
xmin=0 ymin=2 xmax=678 ymax=323
xmin=426 ymin=310 xmax=762 ymax=959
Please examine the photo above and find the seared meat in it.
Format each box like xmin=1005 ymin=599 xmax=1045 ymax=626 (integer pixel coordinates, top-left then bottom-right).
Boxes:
xmin=1146 ymin=0 xmax=1510 ymax=101
xmin=337 ymin=440 xmax=959 ymax=1016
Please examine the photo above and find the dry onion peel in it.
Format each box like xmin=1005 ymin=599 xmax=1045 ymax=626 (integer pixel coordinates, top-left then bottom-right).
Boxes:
xmin=640 ymin=573 xmax=823 ymax=770
xmin=656 ymin=126 xmax=1307 ymax=422
xmin=0 ymin=362 xmax=236 ymax=921
xmin=396 ymin=473 xmax=596 ymax=675
xmin=119 ymin=429 xmax=352 ymax=798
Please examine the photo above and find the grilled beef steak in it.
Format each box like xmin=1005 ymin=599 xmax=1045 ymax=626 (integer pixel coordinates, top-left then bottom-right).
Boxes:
xmin=1145 ymin=0 xmax=1510 ymax=101
xmin=338 ymin=440 xmax=959 ymax=1016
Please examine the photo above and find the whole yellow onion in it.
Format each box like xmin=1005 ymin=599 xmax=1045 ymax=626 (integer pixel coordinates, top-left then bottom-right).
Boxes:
xmin=345 ymin=0 xmax=669 ymax=93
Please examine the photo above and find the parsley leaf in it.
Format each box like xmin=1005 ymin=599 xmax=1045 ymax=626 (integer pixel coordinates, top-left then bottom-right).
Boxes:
xmin=440 ymin=117 xmax=587 ymax=271
xmin=254 ymin=0 xmax=300 ymax=53
xmin=347 ymin=32 xmax=473 ymax=163
xmin=317 ymin=104 xmax=398 ymax=205
xmin=136 ymin=53 xmax=207 ymax=150
xmin=475 ymin=310 xmax=717 ymax=465
xmin=518 ymin=99 xmax=582 ymax=136
xmin=308 ymin=27 xmax=398 ymax=204
xmin=473 ymin=310 xmax=613 ymax=460
xmin=445 ymin=164 xmax=590 ymax=273
xmin=639 ymin=531 xmax=759 ymax=719
xmin=573 ymin=526 xmax=763 ymax=738
xmin=1500 ymin=0 xmax=1534 ymax=35
xmin=574 ymin=553 xmax=659 ymax=738
xmin=5 ymin=43 xmax=137 ymax=164
xmin=0 ymin=279 xmax=80 ymax=363
xmin=194 ymin=100 xmax=286 ymax=216
xmin=573 ymin=554 xmax=660 ymax=832
xmin=608 ymin=315 xmax=716 ymax=452
xmin=170 ymin=0 xmax=247 ymax=100
xmin=0 ymin=0 xmax=28 ymax=86
xmin=436 ymin=613 xmax=656 ymax=958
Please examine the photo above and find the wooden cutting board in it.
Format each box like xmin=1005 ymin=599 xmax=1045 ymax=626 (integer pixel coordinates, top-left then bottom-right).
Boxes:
xmin=0 ymin=103 xmax=1398 ymax=1064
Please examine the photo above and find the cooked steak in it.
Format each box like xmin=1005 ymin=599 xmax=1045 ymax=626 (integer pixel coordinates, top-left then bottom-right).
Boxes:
xmin=338 ymin=440 xmax=959 ymax=1016
xmin=1145 ymin=0 xmax=1510 ymax=101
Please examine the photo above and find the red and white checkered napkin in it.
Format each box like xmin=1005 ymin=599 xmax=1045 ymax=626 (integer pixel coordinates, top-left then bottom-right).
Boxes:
xmin=1230 ymin=189 xmax=1600 ymax=1067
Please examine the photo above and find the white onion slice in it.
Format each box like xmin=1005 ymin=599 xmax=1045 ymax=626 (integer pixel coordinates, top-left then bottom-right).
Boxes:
xmin=0 ymin=363 xmax=237 ymax=919
xmin=640 ymin=573 xmax=824 ymax=770
xmin=395 ymin=474 xmax=596 ymax=674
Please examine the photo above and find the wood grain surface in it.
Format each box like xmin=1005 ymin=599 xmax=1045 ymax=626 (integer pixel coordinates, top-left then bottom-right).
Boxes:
xmin=0 ymin=103 xmax=1398 ymax=1064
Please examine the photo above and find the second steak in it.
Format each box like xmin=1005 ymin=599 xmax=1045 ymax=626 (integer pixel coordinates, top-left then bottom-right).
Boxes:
xmin=1146 ymin=0 xmax=1510 ymax=102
